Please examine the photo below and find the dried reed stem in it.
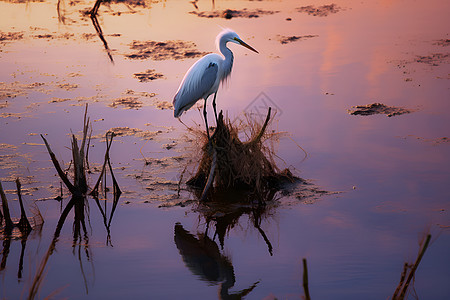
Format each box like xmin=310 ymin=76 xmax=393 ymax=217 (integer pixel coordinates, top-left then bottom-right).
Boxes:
xmin=16 ymin=178 xmax=32 ymax=232
xmin=392 ymin=234 xmax=432 ymax=299
xmin=40 ymin=134 xmax=77 ymax=195
xmin=0 ymin=181 xmax=14 ymax=230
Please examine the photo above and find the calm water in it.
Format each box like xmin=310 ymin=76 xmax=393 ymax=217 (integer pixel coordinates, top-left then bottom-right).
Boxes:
xmin=1 ymin=0 xmax=449 ymax=299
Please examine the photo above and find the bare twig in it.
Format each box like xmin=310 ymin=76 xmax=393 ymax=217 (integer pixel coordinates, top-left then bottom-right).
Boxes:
xmin=249 ymin=107 xmax=272 ymax=145
xmin=200 ymin=147 xmax=217 ymax=201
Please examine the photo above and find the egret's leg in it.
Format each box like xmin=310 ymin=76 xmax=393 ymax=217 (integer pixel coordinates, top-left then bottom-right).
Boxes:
xmin=212 ymin=92 xmax=218 ymax=123
xmin=203 ymin=98 xmax=211 ymax=140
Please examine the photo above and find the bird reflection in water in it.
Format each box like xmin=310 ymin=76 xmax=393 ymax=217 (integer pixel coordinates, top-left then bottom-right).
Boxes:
xmin=174 ymin=223 xmax=259 ymax=299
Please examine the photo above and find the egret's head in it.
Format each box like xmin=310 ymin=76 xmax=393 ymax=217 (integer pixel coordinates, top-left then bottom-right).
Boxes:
xmin=217 ymin=29 xmax=259 ymax=53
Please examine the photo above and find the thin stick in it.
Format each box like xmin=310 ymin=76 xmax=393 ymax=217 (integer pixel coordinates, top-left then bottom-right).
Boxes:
xmin=302 ymin=258 xmax=311 ymax=300
xmin=200 ymin=147 xmax=217 ymax=201
xmin=249 ymin=107 xmax=272 ymax=144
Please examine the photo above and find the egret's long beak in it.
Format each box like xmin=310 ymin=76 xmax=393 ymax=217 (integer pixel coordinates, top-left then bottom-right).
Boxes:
xmin=235 ymin=37 xmax=259 ymax=53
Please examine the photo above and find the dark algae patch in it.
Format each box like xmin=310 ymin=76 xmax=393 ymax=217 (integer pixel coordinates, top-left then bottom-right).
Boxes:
xmin=190 ymin=8 xmax=279 ymax=19
xmin=126 ymin=40 xmax=209 ymax=60
xmin=297 ymin=4 xmax=342 ymax=17
xmin=348 ymin=103 xmax=414 ymax=117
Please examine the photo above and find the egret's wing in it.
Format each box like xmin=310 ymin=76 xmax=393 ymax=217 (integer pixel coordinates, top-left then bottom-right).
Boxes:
xmin=174 ymin=57 xmax=219 ymax=117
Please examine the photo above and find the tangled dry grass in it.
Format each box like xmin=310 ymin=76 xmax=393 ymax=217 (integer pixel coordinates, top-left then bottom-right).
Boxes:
xmin=186 ymin=108 xmax=298 ymax=200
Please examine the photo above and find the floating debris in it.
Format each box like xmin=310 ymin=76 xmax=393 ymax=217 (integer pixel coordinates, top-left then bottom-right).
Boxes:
xmin=348 ymin=103 xmax=413 ymax=117
xmin=109 ymin=97 xmax=143 ymax=109
xmin=297 ymin=4 xmax=342 ymax=17
xmin=126 ymin=40 xmax=209 ymax=61
xmin=190 ymin=8 xmax=279 ymax=19
xmin=133 ymin=69 xmax=165 ymax=82
xmin=276 ymin=35 xmax=318 ymax=44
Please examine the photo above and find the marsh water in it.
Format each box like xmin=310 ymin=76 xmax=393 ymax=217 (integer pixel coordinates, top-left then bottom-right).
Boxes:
xmin=1 ymin=0 xmax=450 ymax=299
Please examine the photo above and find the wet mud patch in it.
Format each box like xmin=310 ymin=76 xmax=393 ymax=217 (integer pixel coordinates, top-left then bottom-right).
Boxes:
xmin=126 ymin=40 xmax=209 ymax=61
xmin=275 ymin=34 xmax=318 ymax=44
xmin=348 ymin=103 xmax=414 ymax=117
xmin=109 ymin=97 xmax=143 ymax=109
xmin=133 ymin=69 xmax=165 ymax=82
xmin=297 ymin=4 xmax=342 ymax=17
xmin=189 ymin=8 xmax=279 ymax=19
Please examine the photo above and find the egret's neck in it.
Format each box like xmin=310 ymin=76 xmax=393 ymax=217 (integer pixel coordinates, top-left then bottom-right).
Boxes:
xmin=218 ymin=40 xmax=234 ymax=78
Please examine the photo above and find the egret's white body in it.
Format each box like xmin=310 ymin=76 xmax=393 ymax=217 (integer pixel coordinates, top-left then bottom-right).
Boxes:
xmin=173 ymin=29 xmax=258 ymax=137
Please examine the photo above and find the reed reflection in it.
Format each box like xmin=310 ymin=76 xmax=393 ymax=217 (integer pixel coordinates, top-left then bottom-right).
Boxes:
xmin=26 ymin=106 xmax=122 ymax=299
xmin=0 ymin=179 xmax=44 ymax=282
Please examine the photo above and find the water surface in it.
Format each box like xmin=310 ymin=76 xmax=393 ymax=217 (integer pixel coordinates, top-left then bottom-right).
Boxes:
xmin=1 ymin=0 xmax=449 ymax=299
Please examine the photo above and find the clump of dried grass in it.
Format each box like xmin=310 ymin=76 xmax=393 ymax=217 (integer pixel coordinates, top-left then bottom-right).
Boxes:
xmin=186 ymin=108 xmax=297 ymax=200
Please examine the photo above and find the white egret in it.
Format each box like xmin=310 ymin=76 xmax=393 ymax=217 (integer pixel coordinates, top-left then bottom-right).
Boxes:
xmin=173 ymin=29 xmax=258 ymax=138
